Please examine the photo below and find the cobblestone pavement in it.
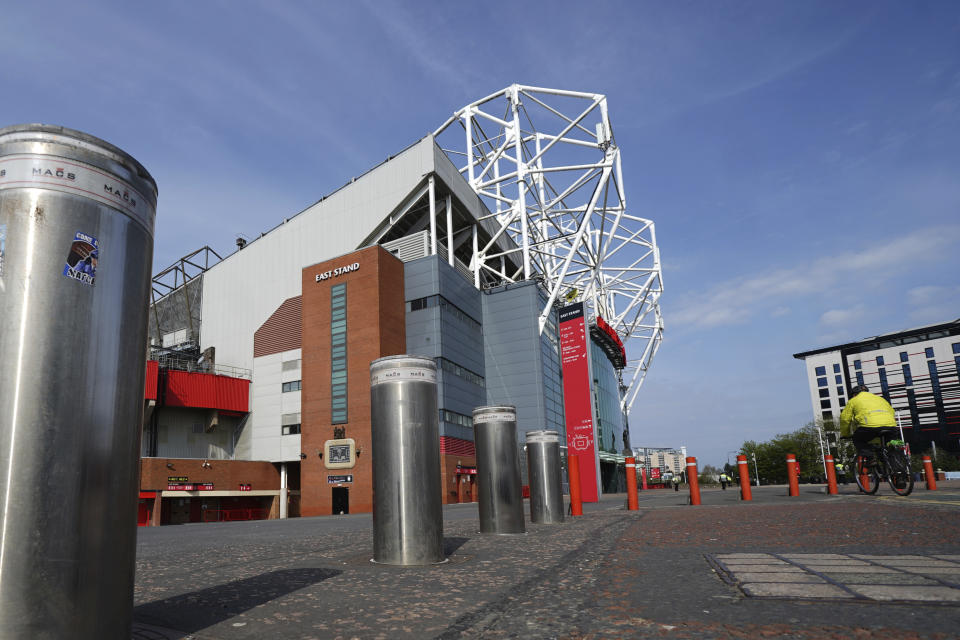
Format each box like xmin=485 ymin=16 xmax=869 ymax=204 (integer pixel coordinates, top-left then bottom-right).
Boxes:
xmin=132 ymin=482 xmax=960 ymax=639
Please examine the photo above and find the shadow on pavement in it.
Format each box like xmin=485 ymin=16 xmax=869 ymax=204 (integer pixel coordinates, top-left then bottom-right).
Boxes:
xmin=134 ymin=568 xmax=341 ymax=633
xmin=443 ymin=536 xmax=470 ymax=556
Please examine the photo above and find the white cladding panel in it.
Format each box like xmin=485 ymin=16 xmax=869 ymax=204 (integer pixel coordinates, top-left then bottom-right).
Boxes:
xmin=250 ymin=349 xmax=302 ymax=462
xmin=200 ymin=137 xmax=435 ymax=374
xmin=804 ymin=351 xmax=845 ymax=421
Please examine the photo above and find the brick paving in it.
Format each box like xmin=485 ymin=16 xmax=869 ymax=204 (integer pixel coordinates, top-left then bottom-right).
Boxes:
xmin=132 ymin=482 xmax=960 ymax=639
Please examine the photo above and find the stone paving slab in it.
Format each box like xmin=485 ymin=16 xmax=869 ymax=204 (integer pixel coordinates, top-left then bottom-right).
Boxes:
xmin=851 ymin=585 xmax=960 ymax=602
xmin=713 ymin=552 xmax=960 ymax=604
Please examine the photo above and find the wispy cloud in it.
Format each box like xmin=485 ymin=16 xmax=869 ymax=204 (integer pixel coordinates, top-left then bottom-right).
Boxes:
xmin=671 ymin=225 xmax=960 ymax=330
xmin=819 ymin=305 xmax=865 ymax=326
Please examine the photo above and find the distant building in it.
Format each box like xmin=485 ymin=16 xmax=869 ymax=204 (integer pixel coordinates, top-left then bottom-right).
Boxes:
xmin=793 ymin=319 xmax=960 ymax=453
xmin=632 ymin=446 xmax=687 ymax=482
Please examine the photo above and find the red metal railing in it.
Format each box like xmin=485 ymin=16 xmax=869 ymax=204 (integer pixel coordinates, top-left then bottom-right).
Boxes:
xmin=202 ymin=508 xmax=268 ymax=523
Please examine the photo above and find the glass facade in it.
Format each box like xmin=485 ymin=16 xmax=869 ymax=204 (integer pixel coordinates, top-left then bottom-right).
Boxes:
xmin=331 ymin=283 xmax=347 ymax=424
xmin=590 ymin=339 xmax=627 ymax=455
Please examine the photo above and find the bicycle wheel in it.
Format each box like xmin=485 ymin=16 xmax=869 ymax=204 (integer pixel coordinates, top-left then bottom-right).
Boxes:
xmin=885 ymin=449 xmax=914 ymax=496
xmin=855 ymin=456 xmax=880 ymax=495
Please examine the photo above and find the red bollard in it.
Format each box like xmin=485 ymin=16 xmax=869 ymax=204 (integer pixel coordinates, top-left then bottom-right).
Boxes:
xmin=568 ymin=455 xmax=583 ymax=516
xmin=625 ymin=457 xmax=639 ymax=510
xmin=923 ymin=455 xmax=938 ymax=491
xmin=857 ymin=455 xmax=870 ymax=493
xmin=824 ymin=454 xmax=838 ymax=495
xmin=686 ymin=456 xmax=701 ymax=505
xmin=786 ymin=454 xmax=799 ymax=496
xmin=641 ymin=467 xmax=648 ymax=491
xmin=736 ymin=454 xmax=752 ymax=501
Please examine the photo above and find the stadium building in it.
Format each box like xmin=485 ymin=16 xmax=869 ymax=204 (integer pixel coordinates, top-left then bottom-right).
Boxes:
xmin=793 ymin=318 xmax=960 ymax=455
xmin=138 ymin=86 xmax=664 ymax=525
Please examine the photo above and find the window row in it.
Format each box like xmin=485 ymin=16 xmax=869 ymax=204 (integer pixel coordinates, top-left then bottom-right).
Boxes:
xmin=440 ymin=409 xmax=473 ymax=429
xmin=437 ymin=357 xmax=485 ymax=388
xmin=282 ymin=380 xmax=301 ymax=393
xmin=408 ymin=295 xmax=481 ymax=330
xmin=331 ymin=283 xmax=348 ymax=424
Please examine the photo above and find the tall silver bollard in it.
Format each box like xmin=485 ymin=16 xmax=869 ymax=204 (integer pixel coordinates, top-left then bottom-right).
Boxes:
xmin=526 ymin=430 xmax=564 ymax=524
xmin=0 ymin=124 xmax=157 ymax=638
xmin=370 ymin=355 xmax=444 ymax=565
xmin=473 ymin=405 xmax=526 ymax=534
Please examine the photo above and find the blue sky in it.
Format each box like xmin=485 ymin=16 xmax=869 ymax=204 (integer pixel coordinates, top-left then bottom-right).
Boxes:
xmin=3 ymin=1 xmax=959 ymax=465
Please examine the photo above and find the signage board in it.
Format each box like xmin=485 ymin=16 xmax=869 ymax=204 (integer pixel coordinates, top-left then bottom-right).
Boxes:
xmin=327 ymin=475 xmax=353 ymax=484
xmin=166 ymin=482 xmax=214 ymax=491
xmin=238 ymin=484 xmax=252 ymax=491
xmin=324 ymin=438 xmax=357 ymax=469
xmin=650 ymin=468 xmax=661 ymax=480
xmin=559 ymin=302 xmax=599 ymax=502
xmin=167 ymin=476 xmax=188 ymax=482
xmin=455 ymin=466 xmax=477 ymax=475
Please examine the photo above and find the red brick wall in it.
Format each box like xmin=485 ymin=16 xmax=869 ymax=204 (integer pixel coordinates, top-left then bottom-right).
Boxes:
xmin=300 ymin=246 xmax=405 ymax=516
xmin=140 ymin=458 xmax=280 ymax=492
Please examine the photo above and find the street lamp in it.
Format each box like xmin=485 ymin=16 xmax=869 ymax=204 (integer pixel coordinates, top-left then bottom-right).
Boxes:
xmin=751 ymin=453 xmax=760 ymax=486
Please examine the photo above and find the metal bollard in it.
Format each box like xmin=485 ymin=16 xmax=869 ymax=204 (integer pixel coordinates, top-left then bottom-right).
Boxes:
xmin=473 ymin=405 xmax=525 ymax=534
xmin=923 ymin=455 xmax=938 ymax=491
xmin=370 ymin=355 xmax=444 ymax=565
xmin=568 ymin=455 xmax=584 ymax=516
xmin=0 ymin=125 xmax=157 ymax=639
xmin=686 ymin=457 xmax=701 ymax=505
xmin=737 ymin=454 xmax=752 ymax=501
xmin=786 ymin=454 xmax=799 ymax=496
xmin=526 ymin=430 xmax=564 ymax=524
xmin=625 ymin=457 xmax=639 ymax=510
xmin=824 ymin=454 xmax=838 ymax=495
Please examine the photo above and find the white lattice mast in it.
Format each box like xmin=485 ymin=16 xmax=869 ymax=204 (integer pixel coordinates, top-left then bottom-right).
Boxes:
xmin=434 ymin=84 xmax=664 ymax=414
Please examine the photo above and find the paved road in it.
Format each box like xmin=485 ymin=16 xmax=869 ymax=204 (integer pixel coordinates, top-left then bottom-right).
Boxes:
xmin=132 ymin=481 xmax=960 ymax=639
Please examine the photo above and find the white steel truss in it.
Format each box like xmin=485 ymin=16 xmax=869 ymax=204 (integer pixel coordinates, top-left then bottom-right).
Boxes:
xmin=434 ymin=84 xmax=664 ymax=415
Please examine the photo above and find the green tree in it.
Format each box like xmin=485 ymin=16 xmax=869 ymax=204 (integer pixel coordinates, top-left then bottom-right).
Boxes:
xmin=739 ymin=421 xmax=833 ymax=484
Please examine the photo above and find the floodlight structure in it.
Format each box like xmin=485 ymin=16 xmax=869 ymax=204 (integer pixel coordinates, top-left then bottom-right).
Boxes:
xmin=434 ymin=84 xmax=663 ymax=414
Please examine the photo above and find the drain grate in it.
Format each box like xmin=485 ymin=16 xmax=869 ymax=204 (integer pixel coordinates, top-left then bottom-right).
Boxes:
xmin=709 ymin=553 xmax=960 ymax=604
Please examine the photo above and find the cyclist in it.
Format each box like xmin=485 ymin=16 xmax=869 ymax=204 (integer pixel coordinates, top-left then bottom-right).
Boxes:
xmin=838 ymin=384 xmax=897 ymax=457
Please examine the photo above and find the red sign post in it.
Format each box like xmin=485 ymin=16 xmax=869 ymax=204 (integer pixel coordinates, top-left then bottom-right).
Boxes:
xmin=559 ymin=303 xmax=599 ymax=502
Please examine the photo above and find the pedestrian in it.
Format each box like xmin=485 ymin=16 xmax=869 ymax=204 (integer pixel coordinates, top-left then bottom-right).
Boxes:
xmin=835 ymin=462 xmax=848 ymax=485
xmin=719 ymin=472 xmax=728 ymax=490
xmin=672 ymin=475 xmax=680 ymax=491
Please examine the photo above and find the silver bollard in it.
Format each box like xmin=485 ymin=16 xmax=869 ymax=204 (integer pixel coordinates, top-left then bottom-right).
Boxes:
xmin=526 ymin=430 xmax=564 ymax=524
xmin=473 ymin=405 xmax=526 ymax=534
xmin=0 ymin=125 xmax=157 ymax=638
xmin=370 ymin=355 xmax=444 ymax=565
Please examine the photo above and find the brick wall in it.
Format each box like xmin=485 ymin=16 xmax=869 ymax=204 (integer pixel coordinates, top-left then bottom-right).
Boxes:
xmin=300 ymin=246 xmax=406 ymax=516
xmin=141 ymin=457 xmax=280 ymax=492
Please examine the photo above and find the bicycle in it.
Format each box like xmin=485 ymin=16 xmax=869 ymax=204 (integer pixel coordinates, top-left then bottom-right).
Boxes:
xmin=846 ymin=430 xmax=913 ymax=496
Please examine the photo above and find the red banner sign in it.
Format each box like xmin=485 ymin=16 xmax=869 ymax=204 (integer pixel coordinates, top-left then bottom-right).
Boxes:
xmin=650 ymin=468 xmax=661 ymax=480
xmin=559 ymin=303 xmax=598 ymax=502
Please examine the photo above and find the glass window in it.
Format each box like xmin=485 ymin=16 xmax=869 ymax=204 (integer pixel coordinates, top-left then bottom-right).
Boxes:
xmin=856 ymin=372 xmax=864 ymax=386
xmin=833 ymin=363 xmax=840 ymax=373
xmin=281 ymin=424 xmax=301 ymax=435
xmin=854 ymin=360 xmax=861 ymax=370
xmin=925 ymin=347 xmax=934 ymax=358
xmin=819 ymin=388 xmax=830 ymax=398
xmin=815 ymin=366 xmax=826 ymax=376
xmin=902 ymin=364 xmax=912 ymax=386
xmin=822 ymin=411 xmax=833 ymax=421
xmin=331 ymin=284 xmax=348 ymax=424
xmin=837 ymin=387 xmax=845 ymax=397
xmin=900 ymin=351 xmax=908 ymax=362
xmin=282 ymin=380 xmax=301 ymax=393
xmin=817 ymin=377 xmax=827 ymax=387
xmin=839 ymin=398 xmax=846 ymax=407
xmin=835 ymin=375 xmax=842 ymax=384
xmin=953 ymin=342 xmax=960 ymax=354
xmin=820 ymin=399 xmax=831 ymax=409
xmin=876 ymin=356 xmax=884 ymax=366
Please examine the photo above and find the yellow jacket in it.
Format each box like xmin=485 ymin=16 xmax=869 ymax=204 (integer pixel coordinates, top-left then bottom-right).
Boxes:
xmin=838 ymin=391 xmax=896 ymax=437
